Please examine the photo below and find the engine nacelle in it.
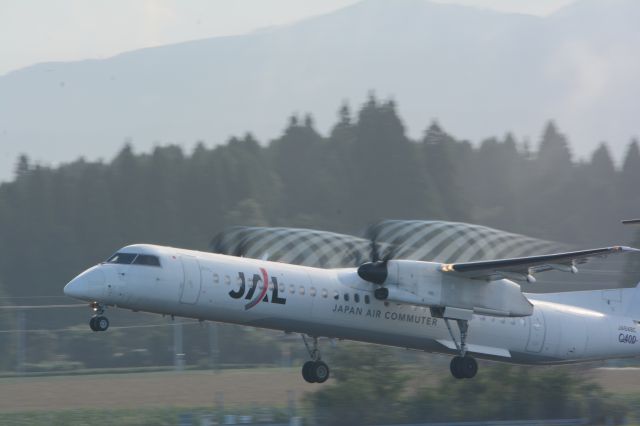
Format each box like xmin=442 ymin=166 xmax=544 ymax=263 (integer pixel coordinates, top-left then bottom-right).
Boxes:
xmin=376 ymin=260 xmax=533 ymax=317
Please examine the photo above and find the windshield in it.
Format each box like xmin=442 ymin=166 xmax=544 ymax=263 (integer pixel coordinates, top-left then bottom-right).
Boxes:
xmin=133 ymin=254 xmax=161 ymax=267
xmin=105 ymin=252 xmax=161 ymax=267
xmin=106 ymin=252 xmax=137 ymax=264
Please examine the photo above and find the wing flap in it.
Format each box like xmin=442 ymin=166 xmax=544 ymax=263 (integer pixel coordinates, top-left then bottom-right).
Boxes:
xmin=436 ymin=339 xmax=511 ymax=358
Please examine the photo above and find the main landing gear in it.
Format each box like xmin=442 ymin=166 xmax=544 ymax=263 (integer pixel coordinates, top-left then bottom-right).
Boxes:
xmin=88 ymin=302 xmax=109 ymax=332
xmin=301 ymin=335 xmax=330 ymax=384
xmin=444 ymin=318 xmax=477 ymax=379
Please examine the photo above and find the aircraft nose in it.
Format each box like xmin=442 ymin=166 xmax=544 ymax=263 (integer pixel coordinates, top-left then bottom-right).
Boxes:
xmin=64 ymin=267 xmax=105 ymax=300
xmin=63 ymin=277 xmax=84 ymax=299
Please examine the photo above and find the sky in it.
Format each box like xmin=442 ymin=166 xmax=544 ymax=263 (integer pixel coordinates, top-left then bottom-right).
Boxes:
xmin=0 ymin=0 xmax=577 ymax=77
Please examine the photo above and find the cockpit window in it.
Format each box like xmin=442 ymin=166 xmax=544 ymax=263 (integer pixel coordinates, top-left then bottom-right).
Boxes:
xmin=133 ymin=254 xmax=161 ymax=267
xmin=106 ymin=253 xmax=137 ymax=264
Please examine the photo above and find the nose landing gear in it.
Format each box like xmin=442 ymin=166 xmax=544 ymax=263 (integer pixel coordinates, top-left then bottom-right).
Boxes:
xmin=88 ymin=302 xmax=109 ymax=332
xmin=301 ymin=335 xmax=330 ymax=383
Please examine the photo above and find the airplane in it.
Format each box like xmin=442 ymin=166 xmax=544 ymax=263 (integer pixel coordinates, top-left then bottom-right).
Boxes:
xmin=64 ymin=239 xmax=640 ymax=382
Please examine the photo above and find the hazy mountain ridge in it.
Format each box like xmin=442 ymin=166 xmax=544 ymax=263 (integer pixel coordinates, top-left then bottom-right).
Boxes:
xmin=0 ymin=0 xmax=638 ymax=181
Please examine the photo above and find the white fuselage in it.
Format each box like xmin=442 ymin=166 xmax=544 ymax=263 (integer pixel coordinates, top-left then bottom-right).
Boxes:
xmin=64 ymin=244 xmax=640 ymax=364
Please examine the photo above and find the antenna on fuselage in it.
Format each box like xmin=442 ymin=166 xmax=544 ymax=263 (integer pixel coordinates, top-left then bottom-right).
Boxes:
xmin=622 ymin=219 xmax=640 ymax=225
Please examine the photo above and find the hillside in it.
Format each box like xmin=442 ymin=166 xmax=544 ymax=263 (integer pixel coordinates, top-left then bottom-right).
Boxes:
xmin=0 ymin=0 xmax=639 ymax=180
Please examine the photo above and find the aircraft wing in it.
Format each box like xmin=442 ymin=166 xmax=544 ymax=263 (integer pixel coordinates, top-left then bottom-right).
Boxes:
xmin=440 ymin=246 xmax=639 ymax=281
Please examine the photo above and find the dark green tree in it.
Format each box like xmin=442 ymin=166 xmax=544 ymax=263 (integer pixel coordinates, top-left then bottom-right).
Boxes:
xmin=620 ymin=139 xmax=640 ymax=224
xmin=420 ymin=121 xmax=470 ymax=222
xmin=305 ymin=344 xmax=409 ymax=426
xmin=536 ymin=121 xmax=572 ymax=174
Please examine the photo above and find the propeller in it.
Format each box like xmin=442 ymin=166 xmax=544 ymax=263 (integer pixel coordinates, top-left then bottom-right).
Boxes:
xmin=357 ymin=223 xmax=396 ymax=285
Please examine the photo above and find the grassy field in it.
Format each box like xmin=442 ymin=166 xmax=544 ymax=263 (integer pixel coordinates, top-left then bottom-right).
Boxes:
xmin=1 ymin=366 xmax=639 ymax=414
xmin=589 ymin=367 xmax=640 ymax=394
xmin=0 ymin=368 xmax=314 ymax=413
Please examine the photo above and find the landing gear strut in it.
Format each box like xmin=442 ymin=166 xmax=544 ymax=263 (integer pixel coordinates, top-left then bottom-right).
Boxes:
xmin=301 ymin=335 xmax=330 ymax=383
xmin=89 ymin=302 xmax=109 ymax=332
xmin=444 ymin=318 xmax=477 ymax=379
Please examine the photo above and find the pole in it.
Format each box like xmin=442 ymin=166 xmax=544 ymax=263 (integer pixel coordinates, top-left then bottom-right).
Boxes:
xmin=16 ymin=310 xmax=26 ymax=374
xmin=208 ymin=322 xmax=219 ymax=371
xmin=173 ymin=318 xmax=184 ymax=371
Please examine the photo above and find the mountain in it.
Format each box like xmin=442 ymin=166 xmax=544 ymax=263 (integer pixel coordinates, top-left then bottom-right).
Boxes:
xmin=0 ymin=0 xmax=638 ymax=181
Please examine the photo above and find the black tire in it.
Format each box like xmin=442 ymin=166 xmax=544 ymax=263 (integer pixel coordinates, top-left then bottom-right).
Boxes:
xmin=460 ymin=356 xmax=478 ymax=379
xmin=449 ymin=356 xmax=464 ymax=379
xmin=95 ymin=316 xmax=109 ymax=332
xmin=302 ymin=361 xmax=316 ymax=383
xmin=89 ymin=317 xmax=98 ymax=332
xmin=313 ymin=361 xmax=330 ymax=383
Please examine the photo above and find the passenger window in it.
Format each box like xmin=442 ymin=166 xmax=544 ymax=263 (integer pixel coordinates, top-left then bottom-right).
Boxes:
xmin=321 ymin=289 xmax=328 ymax=298
xmin=279 ymin=283 xmax=285 ymax=293
xmin=106 ymin=252 xmax=137 ymax=265
xmin=354 ymin=293 xmax=360 ymax=303
xmin=364 ymin=295 xmax=370 ymax=304
xmin=310 ymin=287 xmax=317 ymax=297
xmin=344 ymin=293 xmax=350 ymax=302
xmin=333 ymin=291 xmax=339 ymax=300
xmin=224 ymin=275 xmax=230 ymax=285
xmin=289 ymin=284 xmax=295 ymax=294
xmin=213 ymin=274 xmax=219 ymax=284
xmin=132 ymin=254 xmax=161 ymax=267
xmin=299 ymin=286 xmax=305 ymax=296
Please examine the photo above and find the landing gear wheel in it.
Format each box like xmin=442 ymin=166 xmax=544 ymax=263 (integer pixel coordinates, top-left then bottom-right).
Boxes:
xmin=450 ymin=356 xmax=463 ymax=379
xmin=88 ymin=302 xmax=108 ymax=331
xmin=93 ymin=316 xmax=109 ymax=332
xmin=460 ymin=356 xmax=477 ymax=378
xmin=300 ymin=335 xmax=331 ymax=384
xmin=450 ymin=356 xmax=477 ymax=379
xmin=301 ymin=360 xmax=330 ymax=383
xmin=444 ymin=318 xmax=478 ymax=379
xmin=302 ymin=361 xmax=317 ymax=383
xmin=312 ymin=361 xmax=330 ymax=383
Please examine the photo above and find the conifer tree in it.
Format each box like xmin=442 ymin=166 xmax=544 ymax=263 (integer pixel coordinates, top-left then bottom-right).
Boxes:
xmin=421 ymin=121 xmax=467 ymax=221
xmin=536 ymin=121 xmax=572 ymax=175
xmin=14 ymin=154 xmax=30 ymax=178
xmin=619 ymin=139 xmax=640 ymax=224
xmin=590 ymin=143 xmax=616 ymax=180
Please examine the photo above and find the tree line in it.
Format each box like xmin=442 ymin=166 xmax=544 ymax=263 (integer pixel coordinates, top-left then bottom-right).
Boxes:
xmin=0 ymin=94 xmax=638 ymax=370
xmin=306 ymin=343 xmax=629 ymax=425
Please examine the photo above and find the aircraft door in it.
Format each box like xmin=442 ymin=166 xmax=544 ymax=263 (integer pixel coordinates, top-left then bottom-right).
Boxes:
xmin=180 ymin=255 xmax=202 ymax=304
xmin=525 ymin=308 xmax=546 ymax=353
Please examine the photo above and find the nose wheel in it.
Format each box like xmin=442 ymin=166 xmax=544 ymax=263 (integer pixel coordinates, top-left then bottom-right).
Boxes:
xmin=301 ymin=335 xmax=330 ymax=383
xmin=88 ymin=302 xmax=109 ymax=332
xmin=90 ymin=316 xmax=109 ymax=331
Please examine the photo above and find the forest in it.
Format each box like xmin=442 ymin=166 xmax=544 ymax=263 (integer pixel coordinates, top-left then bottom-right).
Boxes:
xmin=0 ymin=94 xmax=639 ymax=373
